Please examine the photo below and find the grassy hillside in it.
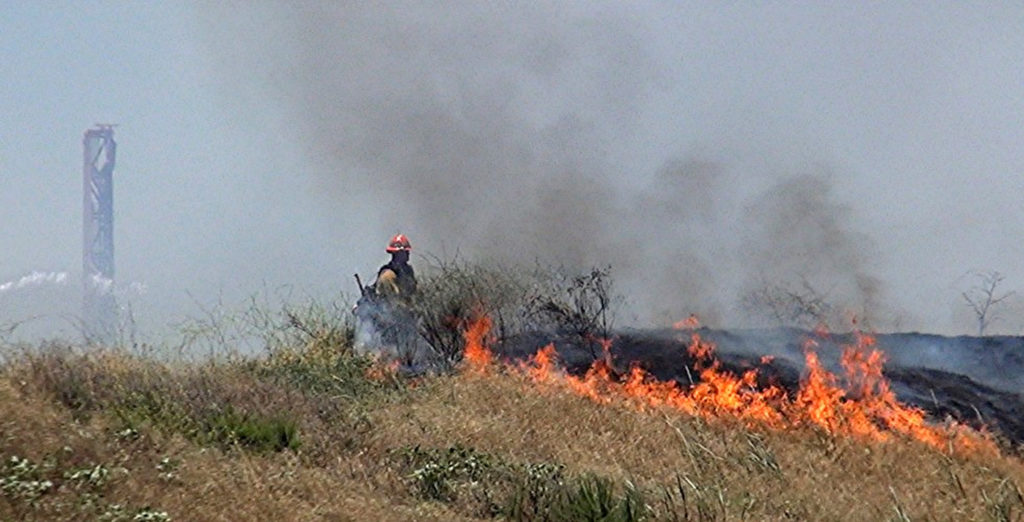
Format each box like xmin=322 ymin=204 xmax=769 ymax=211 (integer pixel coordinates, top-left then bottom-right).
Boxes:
xmin=2 ymin=327 xmax=1024 ymax=521
xmin=3 ymin=261 xmax=1023 ymax=521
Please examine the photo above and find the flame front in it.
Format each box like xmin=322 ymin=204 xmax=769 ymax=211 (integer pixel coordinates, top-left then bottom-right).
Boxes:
xmin=465 ymin=316 xmax=995 ymax=455
xmin=462 ymin=315 xmax=494 ymax=372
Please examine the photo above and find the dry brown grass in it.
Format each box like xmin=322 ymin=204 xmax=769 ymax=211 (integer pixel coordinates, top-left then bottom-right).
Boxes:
xmin=368 ymin=370 xmax=1024 ymax=521
xmin=2 ymin=345 xmax=1024 ymax=521
xmin=0 ymin=359 xmax=465 ymax=521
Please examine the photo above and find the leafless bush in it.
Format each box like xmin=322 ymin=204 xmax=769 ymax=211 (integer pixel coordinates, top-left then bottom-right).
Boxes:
xmin=410 ymin=257 xmax=622 ymax=366
xmin=412 ymin=256 xmax=533 ymax=368
xmin=522 ymin=265 xmax=621 ymax=360
xmin=740 ymin=276 xmax=835 ymax=329
xmin=961 ymin=270 xmax=1016 ymax=336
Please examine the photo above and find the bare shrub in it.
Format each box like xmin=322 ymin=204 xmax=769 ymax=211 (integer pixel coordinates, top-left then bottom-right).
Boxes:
xmin=960 ymin=270 xmax=1016 ymax=336
xmin=411 ymin=255 xmax=533 ymax=368
xmin=523 ymin=265 xmax=621 ymax=359
xmin=410 ymin=257 xmax=623 ymax=366
xmin=740 ymin=276 xmax=835 ymax=329
xmin=524 ymin=265 xmax=618 ymax=338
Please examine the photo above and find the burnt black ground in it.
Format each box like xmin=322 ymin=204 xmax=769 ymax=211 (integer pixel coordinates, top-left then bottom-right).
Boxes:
xmin=495 ymin=328 xmax=1024 ymax=447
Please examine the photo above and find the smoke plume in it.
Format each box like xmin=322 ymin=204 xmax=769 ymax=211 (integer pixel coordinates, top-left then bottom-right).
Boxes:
xmin=195 ymin=3 xmax=891 ymax=328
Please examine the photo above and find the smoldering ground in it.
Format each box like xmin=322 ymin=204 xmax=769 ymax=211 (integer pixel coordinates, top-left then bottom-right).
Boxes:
xmin=194 ymin=3 xmax=894 ymax=330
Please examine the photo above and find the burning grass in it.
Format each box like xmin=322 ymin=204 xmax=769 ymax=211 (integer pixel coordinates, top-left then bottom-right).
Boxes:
xmin=464 ymin=315 xmax=997 ymax=457
xmin=2 ymin=304 xmax=1024 ymax=520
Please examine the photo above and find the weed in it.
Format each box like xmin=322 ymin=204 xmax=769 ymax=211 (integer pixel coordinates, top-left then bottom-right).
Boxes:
xmin=131 ymin=506 xmax=172 ymax=521
xmin=64 ymin=463 xmax=110 ymax=489
xmin=253 ymin=346 xmax=398 ymax=401
xmin=981 ymin=476 xmax=1024 ymax=522
xmin=741 ymin=432 xmax=782 ymax=476
xmin=110 ymin=385 xmax=192 ymax=437
xmin=0 ymin=456 xmax=53 ymax=503
xmin=99 ymin=504 xmax=171 ymax=522
xmin=401 ymin=445 xmax=497 ymax=502
xmin=657 ymin=473 xmax=730 ymax=521
xmin=114 ymin=427 xmax=141 ymax=442
xmin=202 ymin=406 xmax=300 ymax=453
xmin=504 ymin=461 xmax=566 ymax=520
xmin=397 ymin=444 xmax=652 ymax=521
xmin=550 ymin=475 xmax=650 ymax=522
xmin=155 ymin=457 xmax=180 ymax=482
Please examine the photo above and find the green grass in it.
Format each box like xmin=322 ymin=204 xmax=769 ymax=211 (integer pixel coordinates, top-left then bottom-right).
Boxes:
xmin=395 ymin=444 xmax=650 ymax=521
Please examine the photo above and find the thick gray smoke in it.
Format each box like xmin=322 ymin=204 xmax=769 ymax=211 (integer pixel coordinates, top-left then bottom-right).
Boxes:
xmin=737 ymin=174 xmax=886 ymax=328
xmin=195 ymin=3 xmax=891 ymax=329
xmin=199 ymin=3 xmax=648 ymax=263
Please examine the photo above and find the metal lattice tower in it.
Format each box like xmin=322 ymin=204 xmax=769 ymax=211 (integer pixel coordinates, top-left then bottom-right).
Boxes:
xmin=82 ymin=124 xmax=117 ymax=342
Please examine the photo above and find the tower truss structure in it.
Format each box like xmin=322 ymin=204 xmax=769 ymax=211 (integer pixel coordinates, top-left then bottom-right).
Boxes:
xmin=82 ymin=124 xmax=117 ymax=342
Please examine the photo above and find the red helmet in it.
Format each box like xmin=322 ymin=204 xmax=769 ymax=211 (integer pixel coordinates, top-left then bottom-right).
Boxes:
xmin=386 ymin=233 xmax=412 ymax=252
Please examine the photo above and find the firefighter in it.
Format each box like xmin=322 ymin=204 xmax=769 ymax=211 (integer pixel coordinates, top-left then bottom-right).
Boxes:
xmin=373 ymin=233 xmax=417 ymax=301
xmin=353 ymin=233 xmax=420 ymax=364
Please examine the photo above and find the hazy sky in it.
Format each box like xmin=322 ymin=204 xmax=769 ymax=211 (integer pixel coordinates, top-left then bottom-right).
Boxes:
xmin=2 ymin=2 xmax=1023 ymax=340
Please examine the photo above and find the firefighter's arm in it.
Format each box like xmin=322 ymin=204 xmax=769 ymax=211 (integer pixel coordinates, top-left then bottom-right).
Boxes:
xmin=375 ymin=269 xmax=401 ymax=297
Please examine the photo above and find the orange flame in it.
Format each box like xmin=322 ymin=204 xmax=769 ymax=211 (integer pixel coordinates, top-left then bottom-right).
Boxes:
xmin=462 ymin=315 xmax=494 ymax=373
xmin=463 ymin=317 xmax=996 ymax=455
xmin=365 ymin=359 xmax=401 ymax=382
xmin=672 ymin=314 xmax=701 ymax=330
